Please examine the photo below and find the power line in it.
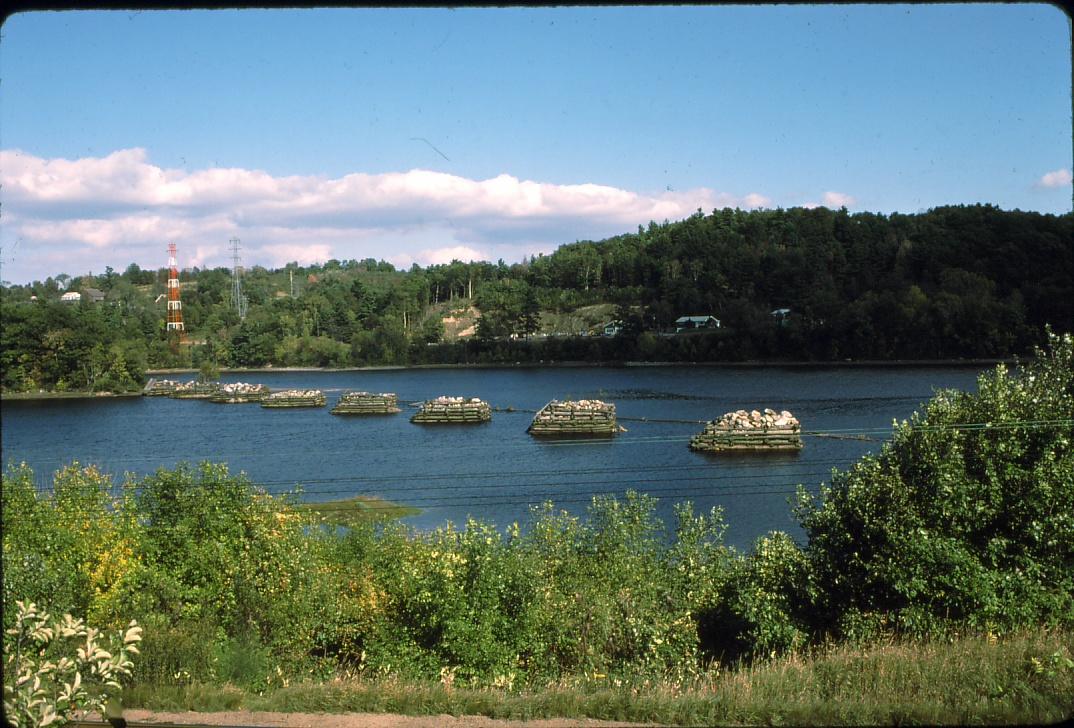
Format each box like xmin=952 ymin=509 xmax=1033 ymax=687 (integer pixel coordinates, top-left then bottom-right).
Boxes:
xmin=17 ymin=454 xmax=873 ymax=496
xmin=14 ymin=482 xmax=819 ymax=523
xmin=11 ymin=418 xmax=1069 ymax=472
xmin=304 ymin=487 xmax=809 ymax=513
xmin=12 ymin=419 xmax=1071 ymax=498
xmin=267 ymin=471 xmax=839 ymax=501
xmin=23 ymin=466 xmax=842 ymax=501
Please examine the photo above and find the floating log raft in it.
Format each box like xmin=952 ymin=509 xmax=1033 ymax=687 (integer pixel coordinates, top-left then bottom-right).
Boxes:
xmin=331 ymin=391 xmax=400 ymax=415
xmin=170 ymin=381 xmax=221 ymax=399
xmin=210 ymin=382 xmax=271 ymax=404
xmin=411 ymin=396 xmax=491 ymax=424
xmin=528 ymin=399 xmax=619 ymax=436
xmin=690 ymin=408 xmax=803 ymax=453
xmin=261 ymin=389 xmax=326 ymax=408
xmin=142 ymin=378 xmax=181 ymax=396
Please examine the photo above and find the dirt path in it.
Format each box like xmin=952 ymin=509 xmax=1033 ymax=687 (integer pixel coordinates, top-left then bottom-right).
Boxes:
xmin=105 ymin=710 xmax=661 ymax=728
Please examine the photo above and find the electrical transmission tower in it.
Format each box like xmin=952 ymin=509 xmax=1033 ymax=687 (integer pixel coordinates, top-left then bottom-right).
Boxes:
xmin=229 ymin=237 xmax=248 ymax=319
xmin=166 ymin=243 xmax=186 ymax=350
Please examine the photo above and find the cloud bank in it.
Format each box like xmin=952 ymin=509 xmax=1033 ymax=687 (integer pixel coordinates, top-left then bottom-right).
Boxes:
xmin=1037 ymin=168 xmax=1073 ymax=189
xmin=1 ymin=147 xmax=785 ymax=282
xmin=802 ymin=191 xmax=858 ymax=210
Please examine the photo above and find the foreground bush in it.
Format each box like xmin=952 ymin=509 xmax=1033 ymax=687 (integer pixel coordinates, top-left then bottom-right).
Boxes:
xmin=798 ymin=330 xmax=1074 ymax=641
xmin=2 ymin=330 xmax=1071 ymax=689
xmin=2 ymin=461 xmax=736 ymax=688
xmin=308 ymin=493 xmax=733 ymax=685
xmin=3 ymin=601 xmax=142 ymax=728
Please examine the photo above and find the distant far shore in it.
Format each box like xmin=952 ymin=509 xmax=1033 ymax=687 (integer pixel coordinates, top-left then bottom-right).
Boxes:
xmin=2 ymin=358 xmax=1014 ymax=400
xmin=149 ymin=358 xmax=1016 ymax=374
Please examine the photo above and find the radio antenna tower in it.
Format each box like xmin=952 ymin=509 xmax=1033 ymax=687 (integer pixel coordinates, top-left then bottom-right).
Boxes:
xmin=229 ymin=237 xmax=248 ymax=319
xmin=166 ymin=242 xmax=186 ymax=349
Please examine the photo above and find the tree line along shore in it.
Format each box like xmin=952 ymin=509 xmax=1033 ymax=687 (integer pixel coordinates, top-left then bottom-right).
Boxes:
xmin=2 ymin=204 xmax=1071 ymax=395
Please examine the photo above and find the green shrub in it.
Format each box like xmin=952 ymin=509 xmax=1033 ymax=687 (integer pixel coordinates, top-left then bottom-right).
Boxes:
xmin=1 ymin=463 xmax=132 ymax=631
xmin=797 ymin=330 xmax=1074 ymax=639
xmin=698 ymin=531 xmax=808 ymax=665
xmin=312 ymin=492 xmax=733 ymax=686
xmin=131 ymin=616 xmax=219 ymax=686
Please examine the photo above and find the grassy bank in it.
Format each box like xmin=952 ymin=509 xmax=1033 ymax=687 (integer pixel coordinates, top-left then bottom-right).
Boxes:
xmin=295 ymin=495 xmax=420 ymax=526
xmin=121 ymin=628 xmax=1074 ymax=726
xmin=0 ymin=390 xmax=142 ymax=400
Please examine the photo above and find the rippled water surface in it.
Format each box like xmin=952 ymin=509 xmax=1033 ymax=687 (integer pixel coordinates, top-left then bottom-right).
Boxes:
xmin=2 ymin=365 xmax=984 ymax=549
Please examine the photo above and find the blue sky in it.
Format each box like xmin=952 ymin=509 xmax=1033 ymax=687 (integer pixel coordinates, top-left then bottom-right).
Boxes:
xmin=1 ymin=4 xmax=1070 ymax=283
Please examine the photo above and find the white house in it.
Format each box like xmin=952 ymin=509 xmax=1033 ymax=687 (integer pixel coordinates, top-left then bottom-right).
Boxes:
xmin=60 ymin=291 xmax=82 ymax=304
xmin=602 ymin=321 xmax=624 ymax=337
xmin=674 ymin=315 xmax=721 ymax=332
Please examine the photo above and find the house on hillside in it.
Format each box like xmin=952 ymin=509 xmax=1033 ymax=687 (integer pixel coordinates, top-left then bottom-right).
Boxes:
xmin=60 ymin=291 xmax=82 ymax=304
xmin=674 ymin=315 xmax=721 ymax=333
xmin=82 ymin=287 xmax=106 ymax=303
xmin=602 ymin=321 xmax=624 ymax=337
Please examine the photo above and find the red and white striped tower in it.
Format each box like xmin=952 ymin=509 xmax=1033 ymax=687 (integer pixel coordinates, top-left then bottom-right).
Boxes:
xmin=166 ymin=243 xmax=185 ymax=345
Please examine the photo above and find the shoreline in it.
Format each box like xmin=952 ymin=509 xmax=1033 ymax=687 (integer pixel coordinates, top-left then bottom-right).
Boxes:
xmin=3 ymin=358 xmax=1010 ymax=401
xmin=149 ymin=358 xmax=1013 ymax=374
xmin=1 ymin=390 xmax=143 ymax=401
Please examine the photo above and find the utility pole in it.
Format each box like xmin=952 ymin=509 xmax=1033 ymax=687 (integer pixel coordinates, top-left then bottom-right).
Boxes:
xmin=229 ymin=237 xmax=248 ymax=319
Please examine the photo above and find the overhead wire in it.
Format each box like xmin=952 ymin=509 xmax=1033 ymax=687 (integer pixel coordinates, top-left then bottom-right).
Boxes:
xmin=20 ymin=452 xmax=869 ymax=496
xmin=311 ymin=488 xmax=809 ymax=513
xmin=15 ymin=416 xmax=1070 ymax=488
xmin=26 ymin=466 xmax=841 ymax=501
xmin=24 ymin=415 xmax=1073 ymax=519
xmin=13 ymin=418 xmax=1072 ymax=500
xmin=10 ymin=416 xmax=1070 ymax=473
xmin=18 ymin=481 xmax=818 ymax=524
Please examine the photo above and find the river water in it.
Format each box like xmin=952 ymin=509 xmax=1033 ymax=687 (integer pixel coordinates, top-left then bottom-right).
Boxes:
xmin=1 ymin=365 xmax=985 ymax=550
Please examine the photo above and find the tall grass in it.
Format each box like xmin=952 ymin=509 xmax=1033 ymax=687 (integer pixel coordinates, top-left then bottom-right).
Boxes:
xmin=124 ymin=627 xmax=1074 ymax=726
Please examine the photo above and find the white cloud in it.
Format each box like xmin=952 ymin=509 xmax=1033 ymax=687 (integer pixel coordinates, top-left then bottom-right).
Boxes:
xmin=822 ymin=191 xmax=856 ymax=208
xmin=1037 ymin=168 xmax=1073 ymax=188
xmin=0 ymin=148 xmax=774 ymax=283
xmin=741 ymin=192 xmax=771 ymax=209
xmin=417 ymin=245 xmax=490 ymax=266
xmin=259 ymin=243 xmax=334 ymax=269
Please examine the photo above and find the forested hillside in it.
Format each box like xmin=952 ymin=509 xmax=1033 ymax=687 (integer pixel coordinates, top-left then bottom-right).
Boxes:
xmin=2 ymin=204 xmax=1071 ymax=391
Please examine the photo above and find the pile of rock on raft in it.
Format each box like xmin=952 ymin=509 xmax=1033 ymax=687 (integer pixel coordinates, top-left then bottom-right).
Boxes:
xmin=260 ymin=389 xmax=326 ymax=408
xmin=528 ymin=399 xmax=619 ymax=436
xmin=142 ymin=378 xmax=181 ymax=396
xmin=690 ymin=408 xmax=803 ymax=452
xmin=411 ymin=395 xmax=492 ymax=424
xmin=169 ymin=380 xmax=221 ymax=399
xmin=210 ymin=382 xmax=271 ymax=403
xmin=331 ymin=391 xmax=400 ymax=415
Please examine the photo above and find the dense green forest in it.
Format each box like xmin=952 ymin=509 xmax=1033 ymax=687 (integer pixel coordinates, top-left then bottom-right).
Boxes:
xmin=2 ymin=204 xmax=1071 ymax=391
